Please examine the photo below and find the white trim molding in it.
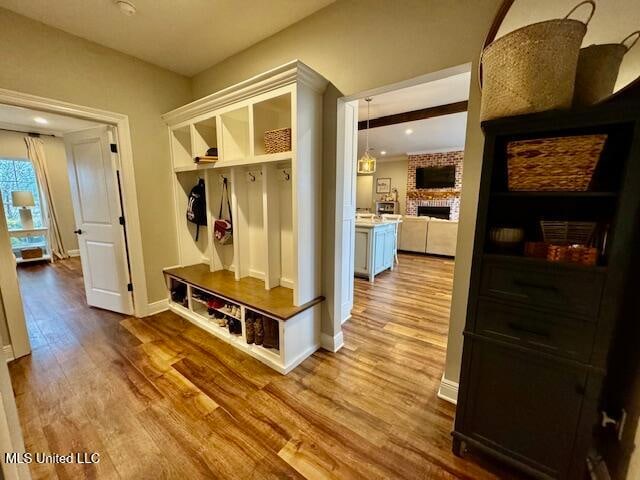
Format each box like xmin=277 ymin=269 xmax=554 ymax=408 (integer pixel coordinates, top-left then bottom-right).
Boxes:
xmin=437 ymin=374 xmax=459 ymax=405
xmin=0 ymin=87 xmax=149 ymax=318
xmin=321 ymin=331 xmax=344 ymax=352
xmin=146 ymin=298 xmax=169 ymax=316
xmin=2 ymin=345 xmax=14 ymax=363
xmin=67 ymin=249 xmax=80 ymax=257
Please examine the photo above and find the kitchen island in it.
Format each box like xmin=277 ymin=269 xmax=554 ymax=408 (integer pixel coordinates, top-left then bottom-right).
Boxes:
xmin=354 ymin=219 xmax=399 ymax=282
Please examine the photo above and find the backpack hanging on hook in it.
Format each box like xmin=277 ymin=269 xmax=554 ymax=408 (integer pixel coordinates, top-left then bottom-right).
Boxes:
xmin=186 ymin=178 xmax=207 ymax=241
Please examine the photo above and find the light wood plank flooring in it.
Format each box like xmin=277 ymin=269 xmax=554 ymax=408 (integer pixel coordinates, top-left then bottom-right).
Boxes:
xmin=10 ymin=254 xmax=523 ymax=479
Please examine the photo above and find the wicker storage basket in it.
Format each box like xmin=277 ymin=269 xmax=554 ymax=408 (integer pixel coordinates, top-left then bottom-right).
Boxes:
xmin=541 ymin=221 xmax=596 ymax=245
xmin=507 ymin=134 xmax=607 ymax=191
xmin=264 ymin=128 xmax=292 ymax=154
xmin=574 ymin=32 xmax=640 ymax=106
xmin=480 ymin=1 xmax=595 ymax=121
xmin=21 ymin=247 xmax=43 ymax=259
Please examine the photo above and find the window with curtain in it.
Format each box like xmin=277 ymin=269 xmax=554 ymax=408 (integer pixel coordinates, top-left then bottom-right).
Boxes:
xmin=0 ymin=158 xmax=45 ymax=248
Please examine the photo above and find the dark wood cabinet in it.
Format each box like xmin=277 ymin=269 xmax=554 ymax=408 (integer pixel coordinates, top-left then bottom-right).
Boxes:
xmin=453 ymin=103 xmax=640 ymax=479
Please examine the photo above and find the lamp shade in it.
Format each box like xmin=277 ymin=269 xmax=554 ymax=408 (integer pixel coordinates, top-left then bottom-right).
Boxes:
xmin=11 ymin=190 xmax=35 ymax=208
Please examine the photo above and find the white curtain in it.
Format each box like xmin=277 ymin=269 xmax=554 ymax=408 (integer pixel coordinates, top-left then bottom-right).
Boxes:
xmin=24 ymin=137 xmax=68 ymax=261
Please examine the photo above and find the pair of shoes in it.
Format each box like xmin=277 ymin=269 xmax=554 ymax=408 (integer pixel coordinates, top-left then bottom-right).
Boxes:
xmin=227 ymin=317 xmax=242 ymax=335
xmin=246 ymin=312 xmax=255 ymax=344
xmin=255 ymin=316 xmax=264 ymax=345
xmin=263 ymin=317 xmax=279 ymax=349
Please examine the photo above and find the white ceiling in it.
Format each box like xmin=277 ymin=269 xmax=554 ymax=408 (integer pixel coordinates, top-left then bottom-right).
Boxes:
xmin=358 ymin=112 xmax=468 ymax=159
xmin=0 ymin=104 xmax=100 ymax=136
xmin=358 ymin=72 xmax=471 ymax=119
xmin=496 ymin=0 xmax=640 ymax=91
xmin=357 ymin=71 xmax=470 ymax=159
xmin=0 ymin=0 xmax=336 ymax=76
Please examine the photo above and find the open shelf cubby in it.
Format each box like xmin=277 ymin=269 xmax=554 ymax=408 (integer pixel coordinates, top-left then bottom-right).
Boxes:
xmin=253 ymin=93 xmax=292 ymax=157
xmin=192 ymin=117 xmax=218 ymax=159
xmin=171 ymin=125 xmax=193 ymax=169
xmin=220 ymin=107 xmax=250 ymax=162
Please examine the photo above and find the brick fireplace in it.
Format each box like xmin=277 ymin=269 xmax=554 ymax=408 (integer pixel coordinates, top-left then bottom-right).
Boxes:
xmin=406 ymin=150 xmax=463 ymax=220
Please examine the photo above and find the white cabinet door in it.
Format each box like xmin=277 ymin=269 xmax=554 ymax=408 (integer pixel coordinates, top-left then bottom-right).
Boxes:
xmin=65 ymin=126 xmax=133 ymax=315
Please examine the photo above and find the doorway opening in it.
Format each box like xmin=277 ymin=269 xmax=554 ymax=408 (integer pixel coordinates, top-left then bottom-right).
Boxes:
xmin=0 ymin=90 xmax=148 ymax=361
xmin=334 ymin=63 xmax=472 ymax=403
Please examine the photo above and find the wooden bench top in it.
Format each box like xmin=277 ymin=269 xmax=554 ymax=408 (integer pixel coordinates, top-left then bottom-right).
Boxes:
xmin=164 ymin=264 xmax=324 ymax=321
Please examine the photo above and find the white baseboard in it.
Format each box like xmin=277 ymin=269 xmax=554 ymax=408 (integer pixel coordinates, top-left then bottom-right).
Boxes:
xmin=320 ymin=330 xmax=344 ymax=352
xmin=67 ymin=249 xmax=80 ymax=257
xmin=3 ymin=345 xmax=14 ymax=362
xmin=437 ymin=374 xmax=459 ymax=405
xmin=145 ymin=298 xmax=169 ymax=316
xmin=341 ymin=314 xmax=352 ymax=325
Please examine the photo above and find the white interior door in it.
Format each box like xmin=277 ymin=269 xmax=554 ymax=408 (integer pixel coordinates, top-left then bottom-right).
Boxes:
xmin=64 ymin=126 xmax=133 ymax=315
xmin=334 ymin=99 xmax=358 ymax=326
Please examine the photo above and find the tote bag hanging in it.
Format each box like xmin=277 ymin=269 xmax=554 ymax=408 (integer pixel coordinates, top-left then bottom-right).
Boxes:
xmin=214 ymin=177 xmax=233 ymax=245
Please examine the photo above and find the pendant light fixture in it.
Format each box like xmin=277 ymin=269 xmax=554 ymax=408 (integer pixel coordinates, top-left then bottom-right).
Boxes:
xmin=357 ymin=97 xmax=377 ymax=174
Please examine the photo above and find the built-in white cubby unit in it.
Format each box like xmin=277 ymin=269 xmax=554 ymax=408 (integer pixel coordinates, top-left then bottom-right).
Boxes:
xmin=162 ymin=61 xmax=327 ymax=374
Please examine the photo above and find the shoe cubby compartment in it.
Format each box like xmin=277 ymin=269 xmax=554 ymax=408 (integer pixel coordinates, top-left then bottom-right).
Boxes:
xmin=252 ymin=92 xmax=292 ymax=157
xmin=174 ymin=170 xmax=210 ymax=266
xmin=220 ymin=107 xmax=250 ymax=162
xmin=191 ymin=117 xmax=218 ymax=159
xmin=167 ymin=277 xmax=189 ymax=309
xmin=244 ymin=308 xmax=281 ymax=359
xmin=190 ymin=287 xmax=243 ymax=338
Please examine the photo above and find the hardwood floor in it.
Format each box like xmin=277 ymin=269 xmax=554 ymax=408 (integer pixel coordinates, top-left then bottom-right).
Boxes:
xmin=10 ymin=254 xmax=524 ymax=479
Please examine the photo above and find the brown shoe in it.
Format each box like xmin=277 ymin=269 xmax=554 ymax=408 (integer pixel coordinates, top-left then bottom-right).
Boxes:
xmin=255 ymin=315 xmax=264 ymax=345
xmin=263 ymin=317 xmax=279 ymax=349
xmin=245 ymin=312 xmax=255 ymax=344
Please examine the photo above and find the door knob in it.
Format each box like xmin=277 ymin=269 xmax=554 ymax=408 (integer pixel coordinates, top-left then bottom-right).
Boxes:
xmin=74 ymin=229 xmax=83 ymax=235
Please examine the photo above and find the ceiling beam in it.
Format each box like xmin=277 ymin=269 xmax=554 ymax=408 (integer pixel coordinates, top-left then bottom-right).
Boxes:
xmin=358 ymin=100 xmax=468 ymax=130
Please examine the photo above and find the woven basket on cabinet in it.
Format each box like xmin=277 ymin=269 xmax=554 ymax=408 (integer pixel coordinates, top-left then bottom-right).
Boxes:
xmin=264 ymin=128 xmax=291 ymax=154
xmin=480 ymin=1 xmax=595 ymax=121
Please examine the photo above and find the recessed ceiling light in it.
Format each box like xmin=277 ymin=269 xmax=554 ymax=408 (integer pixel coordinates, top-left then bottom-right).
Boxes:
xmin=405 ymin=129 xmax=413 ymax=135
xmin=33 ymin=117 xmax=48 ymax=125
xmin=380 ymin=151 xmax=387 ymax=155
xmin=116 ymin=0 xmax=137 ymax=16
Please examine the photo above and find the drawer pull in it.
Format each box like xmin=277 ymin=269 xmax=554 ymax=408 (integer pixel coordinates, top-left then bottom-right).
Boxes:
xmin=513 ymin=279 xmax=559 ymax=292
xmin=507 ymin=322 xmax=551 ymax=338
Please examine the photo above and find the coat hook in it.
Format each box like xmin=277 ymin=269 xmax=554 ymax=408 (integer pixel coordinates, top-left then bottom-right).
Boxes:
xmin=248 ymin=172 xmax=256 ymax=182
xmin=282 ymin=169 xmax=290 ymax=181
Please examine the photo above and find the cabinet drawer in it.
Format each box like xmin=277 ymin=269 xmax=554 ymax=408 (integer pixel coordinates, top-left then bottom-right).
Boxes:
xmin=475 ymin=300 xmax=595 ymax=362
xmin=480 ymin=257 xmax=604 ymax=319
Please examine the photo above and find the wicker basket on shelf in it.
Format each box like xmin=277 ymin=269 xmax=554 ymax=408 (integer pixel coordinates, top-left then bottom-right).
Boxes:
xmin=264 ymin=128 xmax=291 ymax=154
xmin=507 ymin=134 xmax=607 ymax=191
xmin=541 ymin=220 xmax=596 ymax=245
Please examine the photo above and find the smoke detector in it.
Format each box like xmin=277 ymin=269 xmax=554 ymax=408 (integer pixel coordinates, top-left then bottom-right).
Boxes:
xmin=115 ymin=1 xmax=136 ymax=16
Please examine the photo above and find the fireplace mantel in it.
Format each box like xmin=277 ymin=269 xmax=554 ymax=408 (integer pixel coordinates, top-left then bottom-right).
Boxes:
xmin=407 ymin=190 xmax=460 ymax=200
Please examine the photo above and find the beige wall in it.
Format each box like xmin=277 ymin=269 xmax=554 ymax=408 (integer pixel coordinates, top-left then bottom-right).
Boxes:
xmin=372 ymin=157 xmax=408 ymax=215
xmin=0 ymin=8 xmax=192 ymax=303
xmin=192 ymin=0 xmax=502 ymax=386
xmin=0 ymin=131 xmax=78 ymax=254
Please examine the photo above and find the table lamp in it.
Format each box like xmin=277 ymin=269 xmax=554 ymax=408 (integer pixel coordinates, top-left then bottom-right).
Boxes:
xmin=12 ymin=191 xmax=35 ymax=229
